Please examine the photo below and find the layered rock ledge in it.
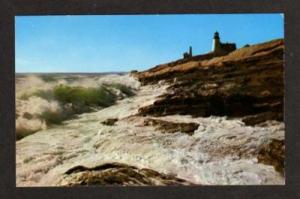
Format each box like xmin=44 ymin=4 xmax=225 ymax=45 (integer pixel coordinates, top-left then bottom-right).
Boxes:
xmin=136 ymin=39 xmax=284 ymax=125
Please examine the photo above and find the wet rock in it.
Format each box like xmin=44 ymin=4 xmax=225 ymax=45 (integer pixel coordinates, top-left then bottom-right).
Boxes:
xmin=60 ymin=162 xmax=194 ymax=186
xmin=257 ymin=139 xmax=284 ymax=175
xmin=101 ymin=118 xmax=118 ymax=126
xmin=242 ymin=112 xmax=283 ymax=126
xmin=143 ymin=118 xmax=199 ymax=135
xmin=23 ymin=112 xmax=33 ymax=120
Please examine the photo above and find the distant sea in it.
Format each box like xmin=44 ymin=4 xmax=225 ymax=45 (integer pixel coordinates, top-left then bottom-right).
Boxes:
xmin=16 ymin=72 xmax=127 ymax=77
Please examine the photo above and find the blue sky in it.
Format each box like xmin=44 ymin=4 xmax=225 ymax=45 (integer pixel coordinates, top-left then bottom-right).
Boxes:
xmin=15 ymin=14 xmax=283 ymax=73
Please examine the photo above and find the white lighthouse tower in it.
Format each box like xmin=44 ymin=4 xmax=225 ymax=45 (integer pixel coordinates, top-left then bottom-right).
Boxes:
xmin=212 ymin=31 xmax=221 ymax=53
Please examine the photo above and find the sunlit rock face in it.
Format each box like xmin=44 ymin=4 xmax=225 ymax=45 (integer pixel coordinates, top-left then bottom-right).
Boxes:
xmin=16 ymin=39 xmax=284 ymax=186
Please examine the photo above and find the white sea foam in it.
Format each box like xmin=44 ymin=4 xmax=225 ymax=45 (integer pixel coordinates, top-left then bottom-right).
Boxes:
xmin=16 ymin=78 xmax=284 ymax=186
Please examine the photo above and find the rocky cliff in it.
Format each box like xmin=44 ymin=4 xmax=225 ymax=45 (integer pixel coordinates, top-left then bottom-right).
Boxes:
xmin=136 ymin=39 xmax=284 ymax=125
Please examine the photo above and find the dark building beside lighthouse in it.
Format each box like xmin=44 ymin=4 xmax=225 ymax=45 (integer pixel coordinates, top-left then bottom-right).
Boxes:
xmin=183 ymin=46 xmax=193 ymax=59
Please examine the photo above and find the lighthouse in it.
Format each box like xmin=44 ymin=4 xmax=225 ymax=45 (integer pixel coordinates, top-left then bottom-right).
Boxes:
xmin=212 ymin=31 xmax=221 ymax=52
xmin=211 ymin=31 xmax=237 ymax=54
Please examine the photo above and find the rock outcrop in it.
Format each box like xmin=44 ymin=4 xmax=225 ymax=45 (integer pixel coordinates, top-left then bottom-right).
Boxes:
xmin=143 ymin=118 xmax=199 ymax=135
xmin=257 ymin=139 xmax=285 ymax=175
xmin=101 ymin=118 xmax=118 ymax=126
xmin=136 ymin=39 xmax=284 ymax=125
xmin=58 ymin=162 xmax=194 ymax=186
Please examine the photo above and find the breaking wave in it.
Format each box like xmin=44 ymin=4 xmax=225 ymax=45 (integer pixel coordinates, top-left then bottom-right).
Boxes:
xmin=16 ymin=74 xmax=139 ymax=139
